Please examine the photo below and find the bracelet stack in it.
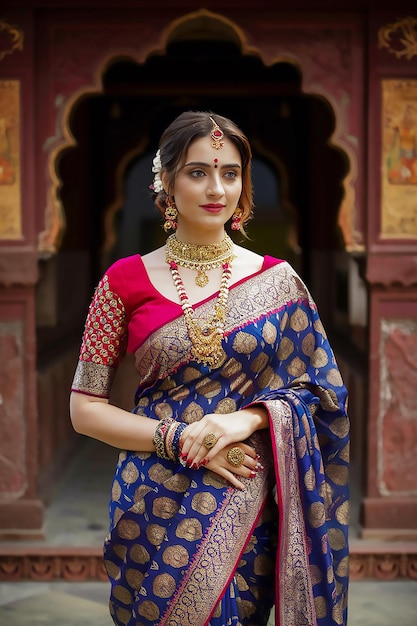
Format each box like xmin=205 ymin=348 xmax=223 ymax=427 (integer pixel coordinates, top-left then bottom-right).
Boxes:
xmin=153 ymin=418 xmax=187 ymax=464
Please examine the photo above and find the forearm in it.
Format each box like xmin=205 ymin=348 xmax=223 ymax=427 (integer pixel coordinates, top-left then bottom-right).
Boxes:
xmin=70 ymin=392 xmax=156 ymax=451
xmin=242 ymin=404 xmax=270 ymax=432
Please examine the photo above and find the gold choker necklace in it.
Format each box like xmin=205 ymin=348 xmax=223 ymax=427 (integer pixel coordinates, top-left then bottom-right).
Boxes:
xmin=165 ymin=233 xmax=235 ymax=287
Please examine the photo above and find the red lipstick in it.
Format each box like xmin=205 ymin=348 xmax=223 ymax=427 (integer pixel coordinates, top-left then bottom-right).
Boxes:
xmin=200 ymin=203 xmax=225 ymax=212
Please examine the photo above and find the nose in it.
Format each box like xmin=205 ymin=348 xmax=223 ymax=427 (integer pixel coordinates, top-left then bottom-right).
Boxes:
xmin=207 ymin=172 xmax=224 ymax=196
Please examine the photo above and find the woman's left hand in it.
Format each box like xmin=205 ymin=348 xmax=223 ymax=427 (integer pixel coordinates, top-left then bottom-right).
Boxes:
xmin=180 ymin=406 xmax=268 ymax=469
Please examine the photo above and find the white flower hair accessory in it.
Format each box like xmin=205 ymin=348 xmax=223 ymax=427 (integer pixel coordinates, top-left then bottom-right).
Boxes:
xmin=150 ymin=149 xmax=163 ymax=193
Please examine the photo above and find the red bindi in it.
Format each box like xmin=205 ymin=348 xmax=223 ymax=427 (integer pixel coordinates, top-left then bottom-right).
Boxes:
xmin=214 ymin=158 xmax=218 ymax=168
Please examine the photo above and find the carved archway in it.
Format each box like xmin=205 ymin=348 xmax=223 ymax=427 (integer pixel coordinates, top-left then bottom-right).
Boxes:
xmin=39 ymin=8 xmax=361 ymax=256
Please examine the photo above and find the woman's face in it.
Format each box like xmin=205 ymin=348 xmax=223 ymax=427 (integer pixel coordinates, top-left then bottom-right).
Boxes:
xmin=166 ymin=135 xmax=242 ymax=242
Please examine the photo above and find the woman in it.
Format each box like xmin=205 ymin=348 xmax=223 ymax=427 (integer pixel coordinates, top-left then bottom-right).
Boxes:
xmin=70 ymin=111 xmax=349 ymax=626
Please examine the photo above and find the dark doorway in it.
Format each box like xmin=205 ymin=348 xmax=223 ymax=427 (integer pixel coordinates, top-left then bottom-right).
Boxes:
xmin=59 ymin=38 xmax=348 ymax=293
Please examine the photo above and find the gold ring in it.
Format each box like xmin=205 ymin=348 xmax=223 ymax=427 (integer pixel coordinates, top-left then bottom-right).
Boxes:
xmin=203 ymin=433 xmax=218 ymax=450
xmin=226 ymin=446 xmax=246 ymax=467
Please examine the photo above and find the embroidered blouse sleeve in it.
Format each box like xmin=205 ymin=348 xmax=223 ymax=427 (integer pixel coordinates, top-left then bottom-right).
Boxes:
xmin=71 ymin=271 xmax=128 ymax=398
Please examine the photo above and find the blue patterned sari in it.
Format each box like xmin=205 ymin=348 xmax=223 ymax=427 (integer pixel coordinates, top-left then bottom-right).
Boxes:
xmin=75 ymin=256 xmax=349 ymax=626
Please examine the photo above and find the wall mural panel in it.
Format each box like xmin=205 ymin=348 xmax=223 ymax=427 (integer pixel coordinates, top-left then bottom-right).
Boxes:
xmin=381 ymin=79 xmax=417 ymax=238
xmin=0 ymin=80 xmax=21 ymax=240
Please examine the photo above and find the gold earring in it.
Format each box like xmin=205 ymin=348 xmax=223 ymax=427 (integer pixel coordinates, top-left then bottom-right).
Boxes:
xmin=163 ymin=196 xmax=178 ymax=232
xmin=231 ymin=207 xmax=243 ymax=231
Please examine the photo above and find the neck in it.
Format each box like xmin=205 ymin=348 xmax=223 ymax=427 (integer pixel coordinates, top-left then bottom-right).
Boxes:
xmin=174 ymin=226 xmax=227 ymax=245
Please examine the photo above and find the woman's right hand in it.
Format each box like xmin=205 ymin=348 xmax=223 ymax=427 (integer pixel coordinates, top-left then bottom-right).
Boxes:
xmin=194 ymin=442 xmax=262 ymax=490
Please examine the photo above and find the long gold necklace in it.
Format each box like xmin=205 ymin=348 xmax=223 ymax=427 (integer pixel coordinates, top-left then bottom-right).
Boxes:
xmin=167 ymin=258 xmax=232 ymax=368
xmin=165 ymin=233 xmax=235 ymax=287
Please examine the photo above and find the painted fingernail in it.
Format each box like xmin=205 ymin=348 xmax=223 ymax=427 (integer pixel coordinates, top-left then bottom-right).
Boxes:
xmin=187 ymin=458 xmax=194 ymax=467
xmin=256 ymin=454 xmax=261 ymax=460
xmin=201 ymin=459 xmax=208 ymax=466
xmin=256 ymin=462 xmax=264 ymax=471
xmin=249 ymin=470 xmax=257 ymax=478
xmin=180 ymin=453 xmax=188 ymax=461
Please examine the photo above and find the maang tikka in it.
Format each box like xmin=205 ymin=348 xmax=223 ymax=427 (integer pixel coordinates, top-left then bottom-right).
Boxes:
xmin=209 ymin=116 xmax=224 ymax=150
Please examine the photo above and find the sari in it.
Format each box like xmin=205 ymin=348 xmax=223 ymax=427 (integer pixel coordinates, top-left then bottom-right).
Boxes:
xmin=71 ymin=254 xmax=349 ymax=626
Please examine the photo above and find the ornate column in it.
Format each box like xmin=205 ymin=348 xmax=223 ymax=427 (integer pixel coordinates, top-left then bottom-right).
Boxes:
xmin=0 ymin=14 xmax=44 ymax=537
xmin=363 ymin=16 xmax=417 ymax=539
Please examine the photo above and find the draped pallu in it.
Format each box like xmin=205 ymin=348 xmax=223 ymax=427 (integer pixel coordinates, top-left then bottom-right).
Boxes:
xmin=72 ymin=255 xmax=349 ymax=626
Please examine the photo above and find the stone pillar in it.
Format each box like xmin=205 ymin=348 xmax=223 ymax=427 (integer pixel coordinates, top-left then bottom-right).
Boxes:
xmin=0 ymin=13 xmax=45 ymax=537
xmin=362 ymin=15 xmax=417 ymax=539
xmin=364 ymin=257 xmax=417 ymax=538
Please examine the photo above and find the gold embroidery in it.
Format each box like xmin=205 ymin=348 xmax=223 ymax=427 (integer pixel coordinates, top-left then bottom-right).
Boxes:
xmin=326 ymin=368 xmax=344 ymax=387
xmin=253 ymin=554 xmax=274 ymax=576
xmin=121 ymin=462 xmax=139 ymax=484
xmin=153 ymin=573 xmax=177 ymax=598
xmin=125 ymin=568 xmax=144 ymax=590
xmin=215 ymin=397 xmax=237 ymax=413
xmin=310 ymin=564 xmax=323 ymax=585
xmin=301 ymin=332 xmax=315 ymax=356
xmin=287 ymin=356 xmax=307 ymax=377
xmin=232 ymin=331 xmax=258 ymax=354
xmin=116 ymin=519 xmax=140 ymax=540
xmin=329 ymin=417 xmax=350 ymax=438
xmin=138 ymin=600 xmax=160 ymax=621
xmin=191 ymin=491 xmax=217 ymax=515
xmin=104 ymin=560 xmax=120 ymax=580
xmin=111 ymin=479 xmax=121 ymax=502
xmin=129 ymin=543 xmax=150 ymax=564
xmin=112 ymin=584 xmax=132 ymax=605
xmin=194 ymin=377 xmax=222 ymax=397
xmin=148 ymin=464 xmax=173 ymax=483
xmin=164 ymin=473 xmax=191 ymax=493
xmin=236 ymin=598 xmax=257 ymax=618
xmin=162 ymin=545 xmax=189 ymax=568
xmin=314 ymin=595 xmax=328 ymax=619
xmin=326 ymin=464 xmax=349 ymax=486
xmin=221 ymin=357 xmax=243 ymax=377
xmin=146 ymin=524 xmax=166 ymax=546
xmin=112 ymin=544 xmax=127 ymax=561
xmin=183 ymin=366 xmax=201 ymax=382
xmin=335 ymin=501 xmax=350 ymax=525
xmin=72 ymin=360 xmax=116 ymax=397
xmin=304 ymin=466 xmax=316 ymax=491
xmin=115 ymin=606 xmax=130 ymax=624
xmin=311 ymin=347 xmax=329 ymax=368
xmin=277 ymin=337 xmax=294 ymax=360
xmin=328 ymin=528 xmax=347 ymax=551
xmin=250 ymin=352 xmax=269 ymax=374
xmin=308 ymin=501 xmax=326 ymax=529
xmin=181 ymin=401 xmax=204 ymax=423
xmin=336 ymin=556 xmax=349 ymax=578
xmin=176 ymin=518 xmax=203 ymax=541
xmin=290 ymin=307 xmax=309 ymax=332
xmin=154 ymin=402 xmax=173 ymax=419
xmin=152 ymin=497 xmax=179 ymax=519
xmin=262 ymin=319 xmax=277 ymax=344
xmin=258 ymin=366 xmax=275 ymax=389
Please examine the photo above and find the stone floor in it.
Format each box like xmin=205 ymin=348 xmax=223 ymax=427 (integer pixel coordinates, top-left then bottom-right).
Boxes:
xmin=0 ymin=439 xmax=416 ymax=625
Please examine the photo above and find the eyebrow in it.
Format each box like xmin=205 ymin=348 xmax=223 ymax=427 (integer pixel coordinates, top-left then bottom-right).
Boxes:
xmin=184 ymin=161 xmax=241 ymax=169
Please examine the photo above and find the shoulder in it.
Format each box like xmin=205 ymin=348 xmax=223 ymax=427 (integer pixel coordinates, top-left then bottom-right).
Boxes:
xmin=104 ymin=254 xmax=144 ymax=284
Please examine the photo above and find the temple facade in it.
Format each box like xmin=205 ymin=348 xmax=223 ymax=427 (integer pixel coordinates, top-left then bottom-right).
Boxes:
xmin=0 ymin=0 xmax=416 ymax=580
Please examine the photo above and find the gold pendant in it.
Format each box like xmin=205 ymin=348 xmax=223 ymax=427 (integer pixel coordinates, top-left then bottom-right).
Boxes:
xmin=195 ymin=270 xmax=209 ymax=287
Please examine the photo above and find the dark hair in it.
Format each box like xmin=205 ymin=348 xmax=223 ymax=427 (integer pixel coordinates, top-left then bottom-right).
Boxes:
xmin=152 ymin=111 xmax=253 ymax=235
